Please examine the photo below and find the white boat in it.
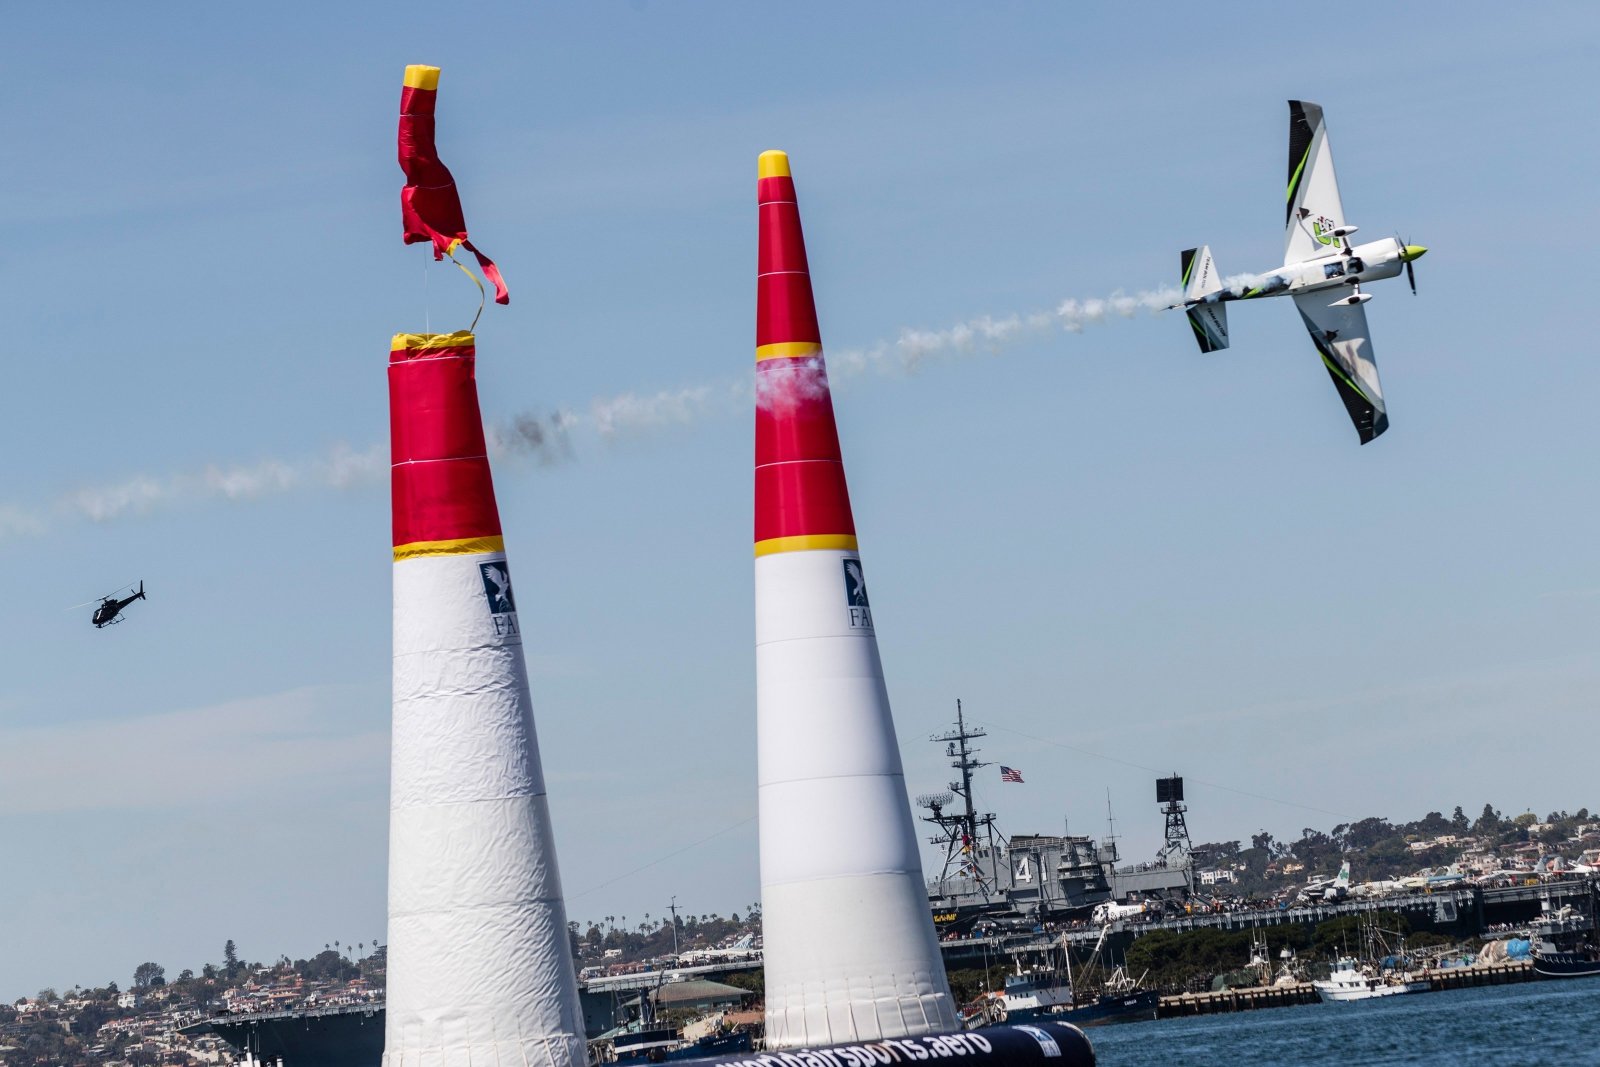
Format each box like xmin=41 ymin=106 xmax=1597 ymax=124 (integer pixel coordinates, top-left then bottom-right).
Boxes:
xmin=1001 ymin=962 xmax=1076 ymax=1016
xmin=1313 ymin=910 xmax=1430 ymax=1003
xmin=1313 ymin=955 xmax=1428 ymax=1002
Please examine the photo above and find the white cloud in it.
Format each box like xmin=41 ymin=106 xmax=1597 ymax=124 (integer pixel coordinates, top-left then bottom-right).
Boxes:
xmin=0 ymin=685 xmax=387 ymax=815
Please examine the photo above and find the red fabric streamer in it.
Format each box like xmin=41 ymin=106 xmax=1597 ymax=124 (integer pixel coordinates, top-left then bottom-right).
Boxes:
xmin=398 ymin=66 xmax=509 ymax=305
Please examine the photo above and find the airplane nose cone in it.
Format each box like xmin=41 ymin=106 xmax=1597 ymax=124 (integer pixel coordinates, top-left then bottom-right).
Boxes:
xmin=1401 ymin=244 xmax=1428 ymax=262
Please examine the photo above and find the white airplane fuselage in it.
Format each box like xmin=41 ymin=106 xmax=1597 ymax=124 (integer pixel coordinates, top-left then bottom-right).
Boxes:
xmin=1189 ymin=237 xmax=1413 ymax=309
xmin=1092 ymin=901 xmax=1147 ymax=923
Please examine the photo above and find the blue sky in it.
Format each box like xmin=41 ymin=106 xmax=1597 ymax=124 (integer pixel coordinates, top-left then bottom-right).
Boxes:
xmin=2 ymin=3 xmax=1596 ymax=998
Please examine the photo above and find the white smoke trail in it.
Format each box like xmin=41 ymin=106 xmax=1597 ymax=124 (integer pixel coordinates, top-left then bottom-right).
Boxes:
xmin=754 ymin=356 xmax=831 ymax=411
xmin=2 ymin=283 xmax=1175 ymax=541
xmin=610 ymin=282 xmax=1181 ymax=422
xmin=868 ymin=284 xmax=1179 ymax=365
xmin=0 ymin=504 xmax=47 ymax=540
xmin=1221 ymin=271 xmax=1268 ymax=297
xmin=62 ymin=444 xmax=388 ymax=525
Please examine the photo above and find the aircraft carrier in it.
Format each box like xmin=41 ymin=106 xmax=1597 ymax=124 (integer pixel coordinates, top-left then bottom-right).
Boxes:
xmin=919 ymin=704 xmax=1196 ymax=933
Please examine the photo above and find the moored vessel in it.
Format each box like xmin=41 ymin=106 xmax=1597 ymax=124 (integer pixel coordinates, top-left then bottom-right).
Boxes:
xmin=1531 ymin=889 xmax=1600 ymax=978
xmin=969 ymin=925 xmax=1157 ymax=1028
xmin=1312 ymin=955 xmax=1428 ymax=1002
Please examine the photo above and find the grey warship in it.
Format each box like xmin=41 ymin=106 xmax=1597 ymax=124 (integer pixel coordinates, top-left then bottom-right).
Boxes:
xmin=920 ymin=703 xmax=1196 ymax=933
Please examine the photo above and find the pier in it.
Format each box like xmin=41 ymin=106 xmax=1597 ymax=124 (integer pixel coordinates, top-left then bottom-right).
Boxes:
xmin=1159 ymin=982 xmax=1319 ymax=1017
xmin=1154 ymin=960 xmax=1536 ymax=1018
xmin=1424 ymin=959 xmax=1534 ymax=991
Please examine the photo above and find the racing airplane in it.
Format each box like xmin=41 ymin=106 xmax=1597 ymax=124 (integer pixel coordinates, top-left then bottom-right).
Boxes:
xmin=1171 ymin=101 xmax=1427 ymax=444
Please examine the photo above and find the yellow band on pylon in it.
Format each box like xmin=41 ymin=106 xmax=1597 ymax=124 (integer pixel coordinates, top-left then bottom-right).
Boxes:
xmin=755 ymin=341 xmax=823 ymax=361
xmin=391 ymin=331 xmax=476 ymax=351
xmin=394 ymin=535 xmax=506 ymax=561
xmin=754 ymin=533 xmax=859 ymax=557
xmin=404 ymin=65 xmax=441 ymax=90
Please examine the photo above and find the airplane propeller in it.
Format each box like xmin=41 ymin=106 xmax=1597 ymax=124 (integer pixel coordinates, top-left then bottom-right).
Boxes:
xmin=1398 ymin=233 xmax=1417 ymax=295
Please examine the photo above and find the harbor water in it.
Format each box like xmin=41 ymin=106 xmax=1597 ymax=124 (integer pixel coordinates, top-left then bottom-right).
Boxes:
xmin=1087 ymin=979 xmax=1600 ymax=1066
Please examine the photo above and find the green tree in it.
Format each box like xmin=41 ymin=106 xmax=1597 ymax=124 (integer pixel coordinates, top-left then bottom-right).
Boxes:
xmin=1416 ymin=811 xmax=1451 ymax=835
xmin=132 ymin=962 xmax=165 ymax=988
xmin=720 ymin=969 xmax=765 ymax=997
xmin=224 ymin=939 xmax=240 ymax=978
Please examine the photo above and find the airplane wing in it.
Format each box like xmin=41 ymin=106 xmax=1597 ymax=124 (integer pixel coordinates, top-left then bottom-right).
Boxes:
xmin=1284 ymin=100 xmax=1346 ymax=265
xmin=1293 ymin=293 xmax=1389 ymax=444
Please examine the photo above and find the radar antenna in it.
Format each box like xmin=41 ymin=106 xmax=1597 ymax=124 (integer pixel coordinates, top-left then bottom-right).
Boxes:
xmin=922 ymin=700 xmax=1003 ymax=894
xmin=1155 ymin=774 xmax=1194 ymax=880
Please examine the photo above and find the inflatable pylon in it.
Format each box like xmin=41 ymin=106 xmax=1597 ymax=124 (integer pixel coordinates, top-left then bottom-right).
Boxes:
xmin=753 ymin=151 xmax=959 ymax=1048
xmin=385 ymin=330 xmax=584 ymax=1067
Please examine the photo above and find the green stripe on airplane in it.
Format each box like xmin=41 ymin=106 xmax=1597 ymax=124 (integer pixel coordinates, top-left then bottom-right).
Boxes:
xmin=1286 ymin=146 xmax=1310 ymax=203
xmin=1320 ymin=351 xmax=1369 ymax=403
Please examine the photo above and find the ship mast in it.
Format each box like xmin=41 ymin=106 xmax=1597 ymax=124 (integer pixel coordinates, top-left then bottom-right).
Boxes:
xmin=921 ymin=700 xmax=1002 ymax=892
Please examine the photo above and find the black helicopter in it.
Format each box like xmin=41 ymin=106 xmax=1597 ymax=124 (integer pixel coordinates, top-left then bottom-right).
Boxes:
xmin=87 ymin=581 xmax=147 ymax=627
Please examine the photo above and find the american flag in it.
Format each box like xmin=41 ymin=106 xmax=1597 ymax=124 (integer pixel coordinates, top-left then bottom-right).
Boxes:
xmin=1000 ymin=766 xmax=1024 ymax=784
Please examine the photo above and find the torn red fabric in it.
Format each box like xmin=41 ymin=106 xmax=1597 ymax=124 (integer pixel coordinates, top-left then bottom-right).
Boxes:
xmin=398 ymin=65 xmax=509 ymax=305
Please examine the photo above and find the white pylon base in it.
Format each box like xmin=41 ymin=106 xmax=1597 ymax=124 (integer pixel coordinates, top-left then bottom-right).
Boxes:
xmin=386 ymin=551 xmax=585 ymax=1067
xmin=762 ymin=874 xmax=958 ymax=1048
xmin=755 ymin=548 xmax=957 ymax=1047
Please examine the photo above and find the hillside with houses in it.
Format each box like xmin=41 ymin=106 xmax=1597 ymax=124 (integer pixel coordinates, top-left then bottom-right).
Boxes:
xmin=1189 ymin=804 xmax=1599 ymax=899
xmin=1 ymin=942 xmax=383 ymax=1067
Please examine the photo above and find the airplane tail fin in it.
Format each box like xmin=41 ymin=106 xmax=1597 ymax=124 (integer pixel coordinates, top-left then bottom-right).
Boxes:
xmin=137 ymin=580 xmax=146 ymax=601
xmin=1179 ymin=246 xmax=1228 ymax=353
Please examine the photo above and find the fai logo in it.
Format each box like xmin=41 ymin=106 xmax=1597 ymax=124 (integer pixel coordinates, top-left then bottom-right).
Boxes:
xmin=478 ymin=561 xmax=520 ymax=636
xmin=843 ymin=558 xmax=873 ymax=630
xmin=1311 ymin=215 xmax=1338 ymax=246
xmin=1015 ymin=1026 xmax=1061 ymax=1059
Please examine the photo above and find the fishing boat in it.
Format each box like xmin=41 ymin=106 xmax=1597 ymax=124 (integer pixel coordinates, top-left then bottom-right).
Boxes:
xmin=1531 ymin=946 xmax=1600 ymax=978
xmin=1058 ymin=965 xmax=1160 ymax=1026
xmin=970 ymin=925 xmax=1157 ymax=1028
xmin=1313 ymin=912 xmax=1427 ymax=1003
xmin=1531 ymin=888 xmax=1600 ymax=978
xmin=609 ymin=1028 xmax=753 ymax=1064
xmin=1313 ymin=955 xmax=1428 ymax=1001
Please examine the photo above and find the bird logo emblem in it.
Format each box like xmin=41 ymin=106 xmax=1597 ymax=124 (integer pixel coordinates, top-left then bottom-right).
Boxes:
xmin=478 ymin=562 xmax=517 ymax=614
xmin=843 ymin=559 xmax=869 ymax=608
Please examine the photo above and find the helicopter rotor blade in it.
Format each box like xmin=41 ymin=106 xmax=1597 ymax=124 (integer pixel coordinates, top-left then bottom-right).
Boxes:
xmin=72 ymin=580 xmax=141 ymax=610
